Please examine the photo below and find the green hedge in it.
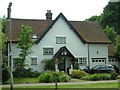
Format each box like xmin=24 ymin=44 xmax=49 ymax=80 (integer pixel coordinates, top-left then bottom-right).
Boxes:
xmin=81 ymin=72 xmax=117 ymax=81
xmin=38 ymin=71 xmax=71 ymax=83
xmin=71 ymin=70 xmax=88 ymax=79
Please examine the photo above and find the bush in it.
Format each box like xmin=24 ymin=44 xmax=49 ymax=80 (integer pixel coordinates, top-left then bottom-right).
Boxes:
xmin=110 ymin=71 xmax=117 ymax=80
xmin=38 ymin=71 xmax=71 ymax=83
xmin=56 ymin=71 xmax=71 ymax=82
xmin=13 ymin=68 xmax=40 ymax=78
xmin=2 ymin=67 xmax=10 ymax=84
xmin=38 ymin=72 xmax=54 ymax=83
xmin=81 ymin=73 xmax=115 ymax=81
xmin=71 ymin=70 xmax=88 ymax=79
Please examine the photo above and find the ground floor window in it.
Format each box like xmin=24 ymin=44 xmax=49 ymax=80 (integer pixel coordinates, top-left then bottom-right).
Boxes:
xmin=31 ymin=58 xmax=37 ymax=65
xmin=43 ymin=48 xmax=53 ymax=55
xmin=76 ymin=58 xmax=87 ymax=66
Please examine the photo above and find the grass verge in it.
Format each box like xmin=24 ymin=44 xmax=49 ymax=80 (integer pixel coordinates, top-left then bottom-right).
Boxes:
xmin=3 ymin=82 xmax=119 ymax=88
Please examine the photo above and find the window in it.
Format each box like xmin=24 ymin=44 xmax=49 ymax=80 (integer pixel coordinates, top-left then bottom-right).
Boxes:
xmin=56 ymin=37 xmax=66 ymax=44
xmin=43 ymin=48 xmax=53 ymax=55
xmin=31 ymin=58 xmax=37 ymax=65
xmin=32 ymin=34 xmax=37 ymax=40
xmin=77 ymin=58 xmax=87 ymax=66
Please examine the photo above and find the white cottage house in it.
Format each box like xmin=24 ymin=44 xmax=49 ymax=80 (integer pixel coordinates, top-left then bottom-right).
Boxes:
xmin=6 ymin=10 xmax=120 ymax=73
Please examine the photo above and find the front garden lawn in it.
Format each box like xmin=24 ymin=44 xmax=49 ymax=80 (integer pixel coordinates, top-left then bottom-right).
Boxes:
xmin=6 ymin=77 xmax=39 ymax=84
xmin=3 ymin=82 xmax=119 ymax=88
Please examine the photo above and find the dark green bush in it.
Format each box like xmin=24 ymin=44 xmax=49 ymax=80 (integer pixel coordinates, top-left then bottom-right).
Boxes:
xmin=38 ymin=72 xmax=54 ymax=83
xmin=110 ymin=71 xmax=117 ymax=80
xmin=2 ymin=67 xmax=10 ymax=84
xmin=71 ymin=70 xmax=88 ymax=79
xmin=38 ymin=71 xmax=71 ymax=83
xmin=13 ymin=68 xmax=40 ymax=78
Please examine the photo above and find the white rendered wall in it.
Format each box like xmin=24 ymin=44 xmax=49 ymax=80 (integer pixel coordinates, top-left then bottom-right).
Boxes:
xmin=89 ymin=44 xmax=108 ymax=68
xmin=10 ymin=16 xmax=109 ymax=72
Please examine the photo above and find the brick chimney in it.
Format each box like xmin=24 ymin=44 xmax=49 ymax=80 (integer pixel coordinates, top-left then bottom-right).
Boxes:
xmin=46 ymin=10 xmax=52 ymax=20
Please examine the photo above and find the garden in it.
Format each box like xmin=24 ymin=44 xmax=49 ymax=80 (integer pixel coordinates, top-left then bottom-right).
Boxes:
xmin=3 ymin=68 xmax=119 ymax=84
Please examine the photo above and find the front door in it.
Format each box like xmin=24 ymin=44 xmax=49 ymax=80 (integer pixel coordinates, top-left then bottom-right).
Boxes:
xmin=58 ymin=58 xmax=66 ymax=72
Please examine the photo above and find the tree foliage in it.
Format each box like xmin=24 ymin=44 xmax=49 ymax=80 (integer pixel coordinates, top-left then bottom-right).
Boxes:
xmin=86 ymin=2 xmax=120 ymax=35
xmin=85 ymin=16 xmax=100 ymax=21
xmin=115 ymin=36 xmax=120 ymax=60
xmin=100 ymin=2 xmax=120 ymax=35
xmin=17 ymin=25 xmax=34 ymax=67
xmin=104 ymin=26 xmax=117 ymax=43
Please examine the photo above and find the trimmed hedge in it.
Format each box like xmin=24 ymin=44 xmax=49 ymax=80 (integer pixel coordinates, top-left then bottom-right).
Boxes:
xmin=71 ymin=70 xmax=88 ymax=79
xmin=81 ymin=72 xmax=117 ymax=81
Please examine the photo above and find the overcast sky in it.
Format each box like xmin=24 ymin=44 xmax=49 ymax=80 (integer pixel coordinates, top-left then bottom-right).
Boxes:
xmin=0 ymin=0 xmax=110 ymax=21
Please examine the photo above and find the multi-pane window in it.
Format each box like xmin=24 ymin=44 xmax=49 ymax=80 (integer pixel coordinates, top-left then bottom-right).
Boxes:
xmin=77 ymin=58 xmax=87 ymax=66
xmin=43 ymin=48 xmax=53 ymax=55
xmin=31 ymin=58 xmax=37 ymax=65
xmin=56 ymin=37 xmax=66 ymax=44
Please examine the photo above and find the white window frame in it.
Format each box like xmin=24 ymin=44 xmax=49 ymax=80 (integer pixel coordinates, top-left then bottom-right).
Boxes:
xmin=31 ymin=57 xmax=37 ymax=65
xmin=43 ymin=48 xmax=53 ymax=55
xmin=56 ymin=37 xmax=66 ymax=44
xmin=77 ymin=58 xmax=87 ymax=66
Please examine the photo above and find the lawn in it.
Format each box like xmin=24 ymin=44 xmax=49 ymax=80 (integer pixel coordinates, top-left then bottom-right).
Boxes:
xmin=2 ymin=82 xmax=119 ymax=89
xmin=6 ymin=77 xmax=39 ymax=84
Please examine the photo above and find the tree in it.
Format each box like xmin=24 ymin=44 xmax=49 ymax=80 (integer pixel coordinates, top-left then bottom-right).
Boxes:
xmin=85 ymin=16 xmax=100 ymax=21
xmin=0 ymin=18 xmax=10 ymax=84
xmin=17 ymin=25 xmax=34 ymax=68
xmin=100 ymin=2 xmax=120 ymax=35
xmin=2 ymin=16 xmax=7 ymax=33
xmin=104 ymin=25 xmax=117 ymax=43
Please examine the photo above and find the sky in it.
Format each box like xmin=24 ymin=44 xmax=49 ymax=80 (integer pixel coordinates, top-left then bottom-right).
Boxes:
xmin=0 ymin=0 xmax=110 ymax=21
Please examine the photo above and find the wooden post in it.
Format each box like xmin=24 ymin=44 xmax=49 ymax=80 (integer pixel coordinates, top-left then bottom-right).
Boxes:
xmin=55 ymin=59 xmax=58 ymax=90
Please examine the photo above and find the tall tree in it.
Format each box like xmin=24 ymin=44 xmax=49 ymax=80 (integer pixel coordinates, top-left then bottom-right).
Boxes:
xmin=2 ymin=16 xmax=7 ymax=33
xmin=100 ymin=2 xmax=120 ymax=35
xmin=104 ymin=25 xmax=117 ymax=43
xmin=17 ymin=25 xmax=34 ymax=67
xmin=0 ymin=18 xmax=9 ymax=83
xmin=85 ymin=16 xmax=100 ymax=21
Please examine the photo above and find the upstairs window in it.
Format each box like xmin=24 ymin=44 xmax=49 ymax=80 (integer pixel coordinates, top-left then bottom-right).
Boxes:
xmin=43 ymin=48 xmax=53 ymax=55
xmin=32 ymin=34 xmax=37 ymax=40
xmin=56 ymin=37 xmax=66 ymax=44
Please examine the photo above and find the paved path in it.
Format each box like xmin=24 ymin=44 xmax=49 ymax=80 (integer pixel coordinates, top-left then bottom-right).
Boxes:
xmin=1 ymin=80 xmax=119 ymax=87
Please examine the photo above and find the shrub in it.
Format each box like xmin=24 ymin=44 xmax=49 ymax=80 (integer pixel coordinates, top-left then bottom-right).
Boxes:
xmin=81 ymin=73 xmax=115 ymax=81
xmin=44 ymin=59 xmax=55 ymax=71
xmin=38 ymin=71 xmax=71 ymax=83
xmin=56 ymin=71 xmax=71 ymax=82
xmin=110 ymin=71 xmax=117 ymax=80
xmin=71 ymin=70 xmax=88 ymax=79
xmin=2 ymin=67 xmax=10 ymax=84
xmin=13 ymin=68 xmax=40 ymax=78
xmin=38 ymin=72 xmax=54 ymax=83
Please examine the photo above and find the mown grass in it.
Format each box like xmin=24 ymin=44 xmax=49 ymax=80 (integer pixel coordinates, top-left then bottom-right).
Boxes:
xmin=6 ymin=77 xmax=39 ymax=84
xmin=3 ymin=82 xmax=119 ymax=88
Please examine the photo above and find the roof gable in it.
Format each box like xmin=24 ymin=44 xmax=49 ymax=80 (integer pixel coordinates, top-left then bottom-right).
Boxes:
xmin=36 ymin=13 xmax=86 ymax=44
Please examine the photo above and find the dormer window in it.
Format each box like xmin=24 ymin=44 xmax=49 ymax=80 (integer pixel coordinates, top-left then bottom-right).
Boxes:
xmin=32 ymin=34 xmax=37 ymax=40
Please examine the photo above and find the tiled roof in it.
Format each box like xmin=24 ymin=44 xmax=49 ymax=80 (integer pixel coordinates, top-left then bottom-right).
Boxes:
xmin=6 ymin=13 xmax=111 ymax=44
